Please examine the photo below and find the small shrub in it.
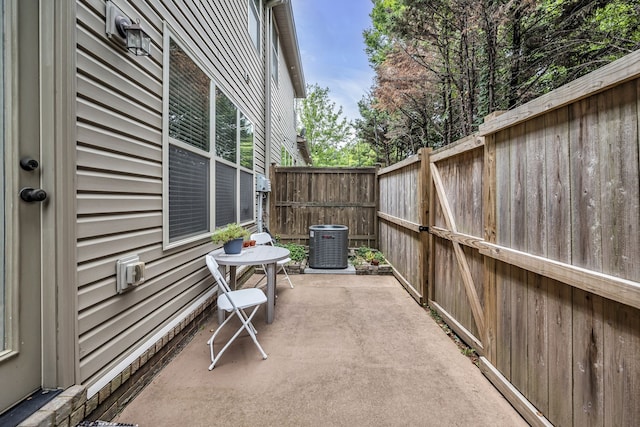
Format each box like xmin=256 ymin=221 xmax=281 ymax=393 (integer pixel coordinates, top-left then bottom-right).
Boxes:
xmin=275 ymin=243 xmax=306 ymax=262
xmin=211 ymin=223 xmax=250 ymax=245
xmin=352 ymin=246 xmax=386 ymax=265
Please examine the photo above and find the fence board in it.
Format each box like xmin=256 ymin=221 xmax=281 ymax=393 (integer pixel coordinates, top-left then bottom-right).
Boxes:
xmin=525 ymin=115 xmax=547 ymax=256
xmin=547 ymin=279 xmax=573 ymax=426
xmin=510 ymin=123 xmax=527 ymax=251
xmin=544 ymin=107 xmax=571 ymax=263
xmin=483 ymin=135 xmax=497 ymax=360
xmin=603 ymin=299 xmax=640 ymax=426
xmin=510 ymin=265 xmax=528 ymax=398
xmin=572 ymin=290 xmax=605 ymax=426
xmin=494 ymin=130 xmax=512 ymax=379
xmin=570 ymin=97 xmax=603 ymax=273
xmin=495 ymin=260 xmax=512 ymax=380
xmin=527 ymin=273 xmax=549 ymax=415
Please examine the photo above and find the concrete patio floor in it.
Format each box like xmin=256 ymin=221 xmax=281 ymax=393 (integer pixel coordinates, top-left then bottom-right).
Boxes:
xmin=115 ymin=273 xmax=527 ymax=426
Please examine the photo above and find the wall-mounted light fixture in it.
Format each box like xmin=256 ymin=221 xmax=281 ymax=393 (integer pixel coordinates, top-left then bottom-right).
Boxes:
xmin=106 ymin=0 xmax=151 ymax=57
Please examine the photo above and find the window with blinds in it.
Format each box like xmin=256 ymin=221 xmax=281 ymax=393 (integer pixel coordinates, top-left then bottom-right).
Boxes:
xmin=169 ymin=39 xmax=210 ymax=151
xmin=168 ymin=146 xmax=209 ymax=240
xmin=239 ymin=171 xmax=254 ymax=223
xmin=165 ymin=35 xmax=255 ymax=246
xmin=215 ymin=162 xmax=237 ymax=227
xmin=168 ymin=41 xmax=211 ymax=242
xmin=214 ymin=90 xmax=255 ymax=228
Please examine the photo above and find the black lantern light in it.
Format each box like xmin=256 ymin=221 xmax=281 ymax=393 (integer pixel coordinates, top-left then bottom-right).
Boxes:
xmin=122 ymin=19 xmax=151 ymax=56
xmin=106 ymin=1 xmax=151 ymax=57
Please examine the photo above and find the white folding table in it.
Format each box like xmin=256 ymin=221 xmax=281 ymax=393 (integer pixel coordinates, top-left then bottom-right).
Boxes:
xmin=212 ymin=245 xmax=290 ymax=324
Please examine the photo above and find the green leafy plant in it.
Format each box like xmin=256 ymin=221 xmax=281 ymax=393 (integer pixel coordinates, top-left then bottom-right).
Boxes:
xmin=353 ymin=246 xmax=386 ymax=265
xmin=368 ymin=251 xmax=385 ymax=263
xmin=210 ymin=223 xmax=250 ymax=245
xmin=356 ymin=246 xmax=372 ymax=258
xmin=275 ymin=243 xmax=306 ymax=262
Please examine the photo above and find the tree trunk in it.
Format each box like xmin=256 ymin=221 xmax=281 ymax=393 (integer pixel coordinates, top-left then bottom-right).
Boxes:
xmin=508 ymin=6 xmax=523 ymax=108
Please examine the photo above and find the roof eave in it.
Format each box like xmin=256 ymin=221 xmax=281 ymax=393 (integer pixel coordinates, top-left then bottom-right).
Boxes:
xmin=272 ymin=1 xmax=306 ymax=98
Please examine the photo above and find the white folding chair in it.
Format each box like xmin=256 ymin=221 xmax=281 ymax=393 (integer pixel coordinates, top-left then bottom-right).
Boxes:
xmin=250 ymin=232 xmax=294 ymax=288
xmin=205 ymin=253 xmax=268 ymax=370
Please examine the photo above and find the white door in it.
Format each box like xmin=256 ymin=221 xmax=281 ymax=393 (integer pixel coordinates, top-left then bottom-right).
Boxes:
xmin=0 ymin=0 xmax=45 ymax=414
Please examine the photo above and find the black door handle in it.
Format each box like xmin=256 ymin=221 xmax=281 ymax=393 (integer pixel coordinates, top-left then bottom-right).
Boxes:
xmin=20 ymin=187 xmax=47 ymax=203
xmin=20 ymin=157 xmax=39 ymax=171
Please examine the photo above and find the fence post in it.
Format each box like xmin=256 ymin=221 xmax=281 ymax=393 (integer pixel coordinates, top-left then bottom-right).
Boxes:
xmin=427 ymin=147 xmax=436 ymax=308
xmin=373 ymin=165 xmax=379 ymax=249
xmin=483 ymin=135 xmax=497 ymax=363
xmin=419 ymin=147 xmax=432 ymax=305
xmin=268 ymin=163 xmax=277 ymax=235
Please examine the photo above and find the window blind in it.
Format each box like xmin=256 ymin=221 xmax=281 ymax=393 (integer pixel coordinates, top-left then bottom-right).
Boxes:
xmin=169 ymin=40 xmax=210 ymax=151
xmin=239 ymin=171 xmax=253 ymax=223
xmin=215 ymin=161 xmax=237 ymax=227
xmin=168 ymin=146 xmax=210 ymax=240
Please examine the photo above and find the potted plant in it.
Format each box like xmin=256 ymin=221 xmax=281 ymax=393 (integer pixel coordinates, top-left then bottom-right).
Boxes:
xmin=211 ymin=223 xmax=250 ymax=254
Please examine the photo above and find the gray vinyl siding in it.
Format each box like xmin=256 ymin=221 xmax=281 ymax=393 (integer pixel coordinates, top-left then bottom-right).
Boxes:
xmin=271 ymin=31 xmax=300 ymax=165
xmin=76 ymin=0 xmax=268 ymax=386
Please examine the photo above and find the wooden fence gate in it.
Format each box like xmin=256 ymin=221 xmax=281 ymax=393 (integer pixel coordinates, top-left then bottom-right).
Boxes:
xmin=377 ymin=151 xmax=430 ymax=304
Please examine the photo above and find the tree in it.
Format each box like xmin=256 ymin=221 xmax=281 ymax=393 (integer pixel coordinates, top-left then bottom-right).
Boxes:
xmin=343 ymin=139 xmax=379 ymax=167
xmin=298 ymin=84 xmax=353 ymax=166
xmin=360 ymin=0 xmax=640 ymax=164
xmin=355 ymin=94 xmax=392 ymax=165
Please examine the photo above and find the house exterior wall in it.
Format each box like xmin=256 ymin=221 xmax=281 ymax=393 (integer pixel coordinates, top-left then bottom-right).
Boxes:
xmin=272 ymin=43 xmax=304 ymax=165
xmin=268 ymin=8 xmax=306 ymax=165
xmin=74 ymin=0 xmax=294 ymax=393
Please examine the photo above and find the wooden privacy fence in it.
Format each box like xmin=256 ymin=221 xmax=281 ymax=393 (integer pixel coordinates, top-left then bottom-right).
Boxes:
xmin=267 ymin=51 xmax=640 ymax=427
xmin=428 ymin=51 xmax=640 ymax=427
xmin=269 ymin=166 xmax=378 ymax=247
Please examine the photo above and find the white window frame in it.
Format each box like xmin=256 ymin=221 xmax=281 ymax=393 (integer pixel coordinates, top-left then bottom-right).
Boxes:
xmin=249 ymin=0 xmax=261 ymax=52
xmin=271 ymin=19 xmax=279 ymax=82
xmin=213 ymin=88 xmax=256 ymax=228
xmin=162 ymin=27 xmax=255 ymax=250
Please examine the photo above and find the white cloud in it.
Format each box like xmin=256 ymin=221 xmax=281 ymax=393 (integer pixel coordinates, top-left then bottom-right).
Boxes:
xmin=324 ymin=69 xmax=376 ymax=123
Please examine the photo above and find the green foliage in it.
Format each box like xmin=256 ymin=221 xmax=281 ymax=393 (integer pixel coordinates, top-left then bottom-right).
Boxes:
xmin=364 ymin=0 xmax=405 ymax=66
xmin=595 ymin=1 xmax=635 ymax=33
xmin=341 ymin=139 xmax=379 ymax=167
xmin=355 ymin=94 xmax=393 ymax=165
xmin=298 ymin=84 xmax=378 ymax=167
xmin=298 ymin=84 xmax=352 ymax=166
xmin=353 ymin=246 xmax=386 ymax=264
xmin=210 ymin=223 xmax=250 ymax=245
xmin=361 ymin=0 xmax=640 ymax=163
xmin=275 ymin=243 xmax=306 ymax=262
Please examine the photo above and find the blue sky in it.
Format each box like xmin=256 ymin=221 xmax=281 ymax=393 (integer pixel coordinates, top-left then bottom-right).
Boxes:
xmin=290 ymin=0 xmax=375 ymax=123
